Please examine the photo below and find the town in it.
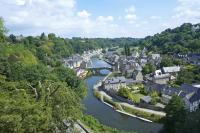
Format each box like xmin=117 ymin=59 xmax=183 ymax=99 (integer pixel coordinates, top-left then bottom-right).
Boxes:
xmin=63 ymin=46 xmax=200 ymax=124
xmin=1 ymin=0 xmax=200 ymax=132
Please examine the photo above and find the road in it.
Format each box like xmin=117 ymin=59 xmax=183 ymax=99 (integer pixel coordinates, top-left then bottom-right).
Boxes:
xmin=119 ymin=102 xmax=166 ymax=116
xmin=99 ymin=90 xmax=166 ymax=116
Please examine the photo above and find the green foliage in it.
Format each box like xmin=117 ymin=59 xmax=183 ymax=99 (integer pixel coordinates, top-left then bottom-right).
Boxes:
xmin=118 ymin=87 xmax=131 ymax=99
xmin=122 ymin=105 xmax=163 ymax=122
xmin=0 ymin=80 xmax=83 ymax=132
xmin=142 ymin=23 xmax=200 ymax=54
xmin=150 ymin=91 xmax=159 ymax=105
xmin=160 ymin=56 xmax=183 ymax=67
xmin=160 ymin=57 xmax=174 ymax=67
xmin=161 ymin=95 xmax=186 ymax=133
xmin=118 ymin=87 xmax=144 ymax=104
xmin=0 ymin=17 xmax=7 ymax=42
xmin=93 ymin=90 xmax=102 ymax=101
xmin=81 ymin=115 xmax=135 ymax=133
xmin=129 ymin=93 xmax=144 ymax=104
xmin=176 ymin=66 xmax=200 ymax=85
xmin=124 ymin=44 xmax=131 ymax=57
xmin=175 ymin=109 xmax=200 ymax=133
xmin=0 ymin=44 xmax=38 ymax=65
xmin=0 ymin=21 xmax=89 ymax=132
xmin=142 ymin=63 xmax=155 ymax=75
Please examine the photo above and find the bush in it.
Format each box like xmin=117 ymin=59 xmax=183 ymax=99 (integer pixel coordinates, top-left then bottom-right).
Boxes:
xmin=122 ymin=105 xmax=163 ymax=122
xmin=81 ymin=115 xmax=135 ymax=133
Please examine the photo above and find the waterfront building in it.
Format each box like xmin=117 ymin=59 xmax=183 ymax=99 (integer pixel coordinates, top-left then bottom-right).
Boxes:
xmin=103 ymin=77 xmax=126 ymax=94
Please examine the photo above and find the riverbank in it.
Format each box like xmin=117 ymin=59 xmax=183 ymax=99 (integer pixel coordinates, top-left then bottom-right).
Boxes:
xmin=102 ymin=98 xmax=153 ymax=123
xmin=83 ymin=58 xmax=163 ymax=133
xmin=93 ymin=81 xmax=165 ymax=122
xmin=81 ymin=115 xmax=136 ymax=133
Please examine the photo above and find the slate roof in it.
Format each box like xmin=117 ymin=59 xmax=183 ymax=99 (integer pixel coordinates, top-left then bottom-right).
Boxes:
xmin=151 ymin=54 xmax=160 ymax=60
xmin=141 ymin=96 xmax=152 ymax=103
xmin=104 ymin=77 xmax=126 ymax=84
xmin=189 ymin=89 xmax=200 ymax=103
xmin=145 ymin=82 xmax=167 ymax=93
xmin=161 ymin=87 xmax=181 ymax=97
xmin=180 ymin=84 xmax=199 ymax=94
xmin=188 ymin=54 xmax=200 ymax=59
xmin=162 ymin=66 xmax=180 ymax=73
xmin=145 ymin=82 xmax=200 ymax=103
xmin=154 ymin=74 xmax=171 ymax=80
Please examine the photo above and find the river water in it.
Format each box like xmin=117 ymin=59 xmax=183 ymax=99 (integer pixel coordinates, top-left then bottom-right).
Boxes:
xmin=82 ymin=58 xmax=162 ymax=133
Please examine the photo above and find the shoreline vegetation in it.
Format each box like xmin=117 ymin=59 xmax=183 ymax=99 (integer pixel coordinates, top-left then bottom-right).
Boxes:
xmin=93 ymin=89 xmax=164 ymax=123
xmin=81 ymin=115 xmax=136 ymax=133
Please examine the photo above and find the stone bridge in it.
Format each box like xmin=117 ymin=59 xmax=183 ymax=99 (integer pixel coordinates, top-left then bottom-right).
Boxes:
xmin=87 ymin=67 xmax=112 ymax=75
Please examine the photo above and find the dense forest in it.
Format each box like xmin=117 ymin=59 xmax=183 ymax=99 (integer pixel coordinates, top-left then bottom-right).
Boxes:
xmin=140 ymin=23 xmax=200 ymax=54
xmin=137 ymin=23 xmax=200 ymax=85
xmin=0 ymin=18 xmax=89 ymax=132
xmin=0 ymin=17 xmax=140 ymax=132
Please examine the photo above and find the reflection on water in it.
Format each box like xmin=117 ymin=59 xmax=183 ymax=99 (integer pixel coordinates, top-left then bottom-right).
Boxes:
xmin=100 ymin=69 xmax=111 ymax=75
xmin=90 ymin=58 xmax=111 ymax=68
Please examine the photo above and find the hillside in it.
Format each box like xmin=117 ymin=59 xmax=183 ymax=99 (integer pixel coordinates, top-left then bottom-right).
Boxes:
xmin=141 ymin=23 xmax=200 ymax=54
xmin=0 ymin=19 xmax=88 ymax=132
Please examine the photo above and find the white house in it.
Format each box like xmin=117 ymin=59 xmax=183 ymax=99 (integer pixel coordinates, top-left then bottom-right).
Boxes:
xmin=103 ymin=77 xmax=126 ymax=94
xmin=161 ymin=66 xmax=180 ymax=75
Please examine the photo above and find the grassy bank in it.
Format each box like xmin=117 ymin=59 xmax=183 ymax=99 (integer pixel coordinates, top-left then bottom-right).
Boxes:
xmin=121 ymin=105 xmax=163 ymax=122
xmin=81 ymin=115 xmax=136 ymax=133
xmin=103 ymin=97 xmax=123 ymax=111
xmin=93 ymin=90 xmax=102 ymax=100
xmin=93 ymin=90 xmax=163 ymax=122
xmin=94 ymin=90 xmax=123 ymax=111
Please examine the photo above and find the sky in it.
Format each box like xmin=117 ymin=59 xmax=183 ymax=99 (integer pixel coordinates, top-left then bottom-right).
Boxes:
xmin=0 ymin=0 xmax=200 ymax=38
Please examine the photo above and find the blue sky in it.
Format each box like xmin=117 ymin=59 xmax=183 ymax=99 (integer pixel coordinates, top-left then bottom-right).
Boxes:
xmin=0 ymin=0 xmax=200 ymax=38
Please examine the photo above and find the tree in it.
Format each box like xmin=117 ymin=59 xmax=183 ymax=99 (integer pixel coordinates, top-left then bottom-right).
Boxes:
xmin=118 ymin=87 xmax=131 ymax=99
xmin=176 ymin=69 xmax=194 ymax=85
xmin=176 ymin=109 xmax=200 ymax=133
xmin=40 ymin=32 xmax=47 ymax=41
xmin=160 ymin=57 xmax=173 ymax=67
xmin=9 ymin=34 xmax=17 ymax=43
xmin=0 ymin=17 xmax=7 ymax=42
xmin=161 ymin=95 xmax=186 ymax=133
xmin=150 ymin=91 xmax=159 ymax=105
xmin=124 ymin=44 xmax=131 ymax=57
xmin=142 ymin=63 xmax=155 ymax=75
xmin=48 ymin=33 xmax=56 ymax=40
xmin=0 ymin=80 xmax=82 ymax=132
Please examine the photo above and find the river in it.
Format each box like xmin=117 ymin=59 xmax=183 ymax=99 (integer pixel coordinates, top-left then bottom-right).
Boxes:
xmin=82 ymin=58 xmax=162 ymax=133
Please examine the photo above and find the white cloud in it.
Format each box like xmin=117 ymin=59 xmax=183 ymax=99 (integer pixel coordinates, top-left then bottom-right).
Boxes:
xmin=125 ymin=14 xmax=137 ymax=20
xmin=97 ymin=16 xmax=114 ymax=24
xmin=125 ymin=6 xmax=135 ymax=14
xmin=15 ymin=0 xmax=26 ymax=5
xmin=124 ymin=6 xmax=137 ymax=23
xmin=0 ymin=0 xmax=128 ymax=37
xmin=77 ymin=10 xmax=91 ymax=18
xmin=173 ymin=0 xmax=200 ymax=21
xmin=3 ymin=0 xmax=198 ymax=38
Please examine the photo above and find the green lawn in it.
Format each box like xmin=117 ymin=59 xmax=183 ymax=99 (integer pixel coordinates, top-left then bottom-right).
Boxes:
xmin=81 ymin=115 xmax=136 ymax=133
xmin=129 ymin=93 xmax=145 ymax=103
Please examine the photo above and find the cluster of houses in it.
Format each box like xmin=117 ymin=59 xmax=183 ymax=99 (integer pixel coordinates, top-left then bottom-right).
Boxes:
xmin=145 ymin=82 xmax=200 ymax=112
xmin=176 ymin=53 xmax=200 ymax=66
xmin=146 ymin=65 xmax=181 ymax=85
xmin=105 ymin=48 xmax=160 ymax=82
xmin=102 ymin=49 xmax=200 ymax=112
xmin=103 ymin=77 xmax=126 ymax=94
xmin=63 ymin=49 xmax=102 ymax=77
